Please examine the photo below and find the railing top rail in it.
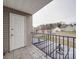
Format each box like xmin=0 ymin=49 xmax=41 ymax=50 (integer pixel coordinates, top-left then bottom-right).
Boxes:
xmin=31 ymin=32 xmax=76 ymax=38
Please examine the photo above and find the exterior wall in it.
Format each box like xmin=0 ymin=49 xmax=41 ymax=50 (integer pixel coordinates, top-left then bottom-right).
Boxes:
xmin=3 ymin=7 xmax=9 ymax=53
xmin=25 ymin=15 xmax=32 ymax=46
xmin=3 ymin=6 xmax=32 ymax=59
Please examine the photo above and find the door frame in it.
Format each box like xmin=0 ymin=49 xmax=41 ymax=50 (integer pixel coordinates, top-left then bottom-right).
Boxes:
xmin=9 ymin=12 xmax=26 ymax=51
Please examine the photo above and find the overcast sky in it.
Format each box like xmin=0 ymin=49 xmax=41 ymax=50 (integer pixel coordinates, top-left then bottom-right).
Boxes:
xmin=33 ymin=0 xmax=76 ymax=27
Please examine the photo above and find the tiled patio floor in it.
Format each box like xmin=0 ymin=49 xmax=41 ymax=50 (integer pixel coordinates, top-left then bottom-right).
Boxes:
xmin=4 ymin=45 xmax=51 ymax=59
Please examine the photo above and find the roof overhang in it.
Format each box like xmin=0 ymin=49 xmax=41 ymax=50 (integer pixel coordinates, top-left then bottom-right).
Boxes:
xmin=3 ymin=0 xmax=52 ymax=14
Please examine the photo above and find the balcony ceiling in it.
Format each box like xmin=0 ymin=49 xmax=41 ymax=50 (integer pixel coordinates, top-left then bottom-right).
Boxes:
xmin=3 ymin=0 xmax=52 ymax=14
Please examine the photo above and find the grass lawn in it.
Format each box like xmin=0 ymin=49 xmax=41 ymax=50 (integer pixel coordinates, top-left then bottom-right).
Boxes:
xmin=55 ymin=31 xmax=76 ymax=37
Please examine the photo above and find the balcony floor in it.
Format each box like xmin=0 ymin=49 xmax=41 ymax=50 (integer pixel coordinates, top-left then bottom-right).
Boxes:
xmin=4 ymin=45 xmax=51 ymax=59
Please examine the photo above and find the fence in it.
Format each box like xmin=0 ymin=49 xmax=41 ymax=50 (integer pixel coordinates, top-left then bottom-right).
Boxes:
xmin=32 ymin=33 xmax=76 ymax=59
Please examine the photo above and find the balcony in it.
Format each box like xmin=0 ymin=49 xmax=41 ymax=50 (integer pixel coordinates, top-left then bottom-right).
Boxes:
xmin=32 ymin=33 xmax=76 ymax=59
xmin=3 ymin=32 xmax=76 ymax=59
xmin=3 ymin=0 xmax=76 ymax=59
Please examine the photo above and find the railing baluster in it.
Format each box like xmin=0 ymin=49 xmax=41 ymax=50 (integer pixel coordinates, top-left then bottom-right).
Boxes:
xmin=53 ymin=35 xmax=54 ymax=58
xmin=50 ymin=33 xmax=51 ymax=56
xmin=67 ymin=37 xmax=69 ymax=59
xmin=45 ymin=34 xmax=47 ymax=58
xmin=48 ymin=34 xmax=49 ymax=54
xmin=44 ymin=34 xmax=46 ymax=56
xmin=73 ymin=37 xmax=74 ymax=59
xmin=56 ymin=35 xmax=57 ymax=59
xmin=63 ymin=36 xmax=64 ymax=59
xmin=59 ymin=36 xmax=60 ymax=59
xmin=44 ymin=34 xmax=46 ymax=57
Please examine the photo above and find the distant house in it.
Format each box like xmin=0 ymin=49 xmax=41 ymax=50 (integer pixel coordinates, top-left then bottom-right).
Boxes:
xmin=36 ymin=29 xmax=50 ymax=34
xmin=52 ymin=27 xmax=61 ymax=33
xmin=44 ymin=29 xmax=48 ymax=34
xmin=61 ymin=25 xmax=76 ymax=31
xmin=37 ymin=30 xmax=43 ymax=33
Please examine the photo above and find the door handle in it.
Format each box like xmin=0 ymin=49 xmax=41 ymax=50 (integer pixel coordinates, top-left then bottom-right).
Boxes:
xmin=11 ymin=28 xmax=14 ymax=30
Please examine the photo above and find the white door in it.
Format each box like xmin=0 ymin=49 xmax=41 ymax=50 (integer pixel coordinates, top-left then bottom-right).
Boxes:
xmin=10 ymin=13 xmax=25 ymax=51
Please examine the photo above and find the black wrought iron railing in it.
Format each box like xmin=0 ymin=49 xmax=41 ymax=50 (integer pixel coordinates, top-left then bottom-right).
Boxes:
xmin=32 ymin=33 xmax=76 ymax=59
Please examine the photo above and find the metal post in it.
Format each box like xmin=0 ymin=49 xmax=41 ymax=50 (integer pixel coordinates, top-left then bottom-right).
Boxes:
xmin=63 ymin=36 xmax=64 ymax=59
xmin=67 ymin=37 xmax=69 ymax=59
xmin=59 ymin=36 xmax=60 ymax=59
xmin=73 ymin=37 xmax=74 ymax=59
xmin=56 ymin=35 xmax=57 ymax=59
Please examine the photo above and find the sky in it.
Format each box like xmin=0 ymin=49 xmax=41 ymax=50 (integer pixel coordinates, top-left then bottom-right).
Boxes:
xmin=33 ymin=0 xmax=76 ymax=27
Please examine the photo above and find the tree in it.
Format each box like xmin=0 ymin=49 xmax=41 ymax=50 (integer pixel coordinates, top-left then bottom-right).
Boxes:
xmin=57 ymin=23 xmax=62 ymax=28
